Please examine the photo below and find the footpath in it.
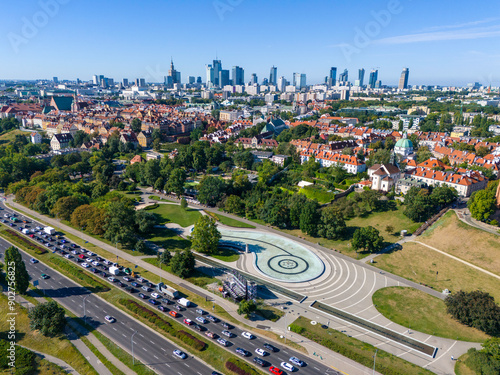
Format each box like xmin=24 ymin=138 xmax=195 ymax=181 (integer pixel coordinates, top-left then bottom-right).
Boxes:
xmin=5 ymin=195 xmax=382 ymax=375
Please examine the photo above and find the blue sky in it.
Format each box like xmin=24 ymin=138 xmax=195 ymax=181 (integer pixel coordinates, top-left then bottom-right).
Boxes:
xmin=1 ymin=0 xmax=500 ymax=86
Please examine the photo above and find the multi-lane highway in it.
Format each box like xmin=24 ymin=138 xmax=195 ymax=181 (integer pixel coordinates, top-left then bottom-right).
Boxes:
xmin=0 ymin=203 xmax=339 ymax=375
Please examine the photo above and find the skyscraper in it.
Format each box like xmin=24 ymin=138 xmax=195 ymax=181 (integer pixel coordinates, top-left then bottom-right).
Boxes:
xmin=368 ymin=69 xmax=378 ymax=88
xmin=250 ymin=73 xmax=258 ymax=84
xmin=293 ymin=73 xmax=306 ymax=89
xmin=166 ymin=59 xmax=181 ymax=87
xmin=219 ymin=70 xmax=230 ymax=87
xmin=122 ymin=78 xmax=129 ymax=87
xmin=206 ymin=65 xmax=214 ymax=86
xmin=339 ymin=69 xmax=348 ymax=83
xmin=188 ymin=76 xmax=195 ymax=84
xmin=328 ymin=67 xmax=337 ymax=86
xmin=232 ymin=66 xmax=244 ymax=86
xmin=277 ymin=76 xmax=286 ymax=92
xmin=212 ymin=59 xmax=222 ymax=86
xmin=358 ymin=69 xmax=365 ymax=87
xmin=398 ymin=68 xmax=409 ymax=90
xmin=269 ymin=66 xmax=277 ymax=86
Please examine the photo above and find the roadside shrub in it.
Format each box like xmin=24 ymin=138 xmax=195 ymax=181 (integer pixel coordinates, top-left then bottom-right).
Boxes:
xmin=176 ymin=330 xmax=207 ymax=351
xmin=225 ymin=358 xmax=259 ymax=375
xmin=288 ymin=323 xmax=305 ymax=334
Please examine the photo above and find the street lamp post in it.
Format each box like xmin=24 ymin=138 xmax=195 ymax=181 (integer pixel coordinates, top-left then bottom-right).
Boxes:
xmin=373 ymin=349 xmax=378 ymax=375
xmin=131 ymin=331 xmax=138 ymax=365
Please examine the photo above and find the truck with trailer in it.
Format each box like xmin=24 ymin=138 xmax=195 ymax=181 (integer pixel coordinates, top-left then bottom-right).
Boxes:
xmin=157 ymin=282 xmax=180 ymax=299
xmin=44 ymin=227 xmax=56 ymax=235
xmin=108 ymin=266 xmax=120 ymax=276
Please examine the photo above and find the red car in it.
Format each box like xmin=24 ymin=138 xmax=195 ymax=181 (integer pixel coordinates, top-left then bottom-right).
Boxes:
xmin=269 ymin=366 xmax=283 ymax=375
xmin=183 ymin=318 xmax=193 ymax=325
xmin=169 ymin=311 xmax=178 ymax=318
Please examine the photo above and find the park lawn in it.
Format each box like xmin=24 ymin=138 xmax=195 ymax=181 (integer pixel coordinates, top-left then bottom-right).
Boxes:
xmin=290 ymin=316 xmax=434 ymax=375
xmin=212 ymin=211 xmax=256 ymax=228
xmin=146 ymin=226 xmax=191 ymax=252
xmin=281 ymin=204 xmax=421 ymax=259
xmin=212 ymin=246 xmax=240 ymax=262
xmin=298 ymin=185 xmax=336 ymax=204
xmin=149 ymin=204 xmax=201 ymax=227
xmin=0 ymin=295 xmax=99 ymax=375
xmin=373 ymin=242 xmax=500 ymax=302
xmin=455 ymin=353 xmax=476 ymax=375
xmin=419 ymin=211 xmax=500 ymax=276
xmin=372 ymin=287 xmax=489 ymax=342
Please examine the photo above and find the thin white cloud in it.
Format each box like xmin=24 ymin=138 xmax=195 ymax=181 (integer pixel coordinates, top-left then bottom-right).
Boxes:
xmin=421 ymin=17 xmax=500 ymax=32
xmin=373 ymin=25 xmax=500 ymax=45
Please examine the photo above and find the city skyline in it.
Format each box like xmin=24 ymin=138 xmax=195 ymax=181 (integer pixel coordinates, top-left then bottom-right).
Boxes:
xmin=1 ymin=0 xmax=500 ymax=85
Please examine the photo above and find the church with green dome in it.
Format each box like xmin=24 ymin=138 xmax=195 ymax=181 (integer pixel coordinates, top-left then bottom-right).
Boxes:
xmin=394 ymin=133 xmax=414 ymax=157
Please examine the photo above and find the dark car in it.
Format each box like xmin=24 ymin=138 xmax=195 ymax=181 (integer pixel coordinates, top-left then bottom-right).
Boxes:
xmin=118 ymin=282 xmax=127 ymax=288
xmin=263 ymin=343 xmax=278 ymax=352
xmin=161 ymin=298 xmax=173 ymax=305
xmin=207 ymin=315 xmax=219 ymax=322
xmin=235 ymin=348 xmax=250 ymax=357
xmin=253 ymin=357 xmax=266 ymax=367
xmin=158 ymin=305 xmax=168 ymax=312
xmin=101 ymin=272 xmax=107 ymax=278
xmin=138 ymin=293 xmax=148 ymax=299
xmin=131 ymin=282 xmax=140 ymax=287
xmin=90 ymin=268 xmax=99 ymax=274
xmin=193 ymin=324 xmax=205 ymax=332
xmin=149 ymin=299 xmax=160 ymax=305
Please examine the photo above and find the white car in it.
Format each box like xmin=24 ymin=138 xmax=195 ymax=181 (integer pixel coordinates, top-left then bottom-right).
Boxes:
xmin=241 ymin=331 xmax=255 ymax=339
xmin=281 ymin=362 xmax=296 ymax=372
xmin=86 ymin=257 xmax=93 ymax=262
xmin=104 ymin=315 xmax=116 ymax=323
xmin=289 ymin=356 xmax=305 ymax=367
xmin=81 ymin=263 xmax=90 ymax=268
xmin=255 ymin=348 xmax=269 ymax=356
xmin=150 ymin=292 xmax=160 ymax=299
xmin=173 ymin=349 xmax=187 ymax=359
xmin=108 ymin=277 xmax=117 ymax=283
xmin=64 ymin=254 xmax=73 ymax=259
xmin=92 ymin=261 xmax=100 ymax=266
xmin=71 ymin=250 xmax=78 ymax=255
xmin=87 ymin=251 xmax=95 ymax=256
xmin=103 ymin=260 xmax=112 ymax=265
xmin=30 ymin=258 xmax=38 ymax=264
xmin=196 ymin=316 xmax=208 ymax=324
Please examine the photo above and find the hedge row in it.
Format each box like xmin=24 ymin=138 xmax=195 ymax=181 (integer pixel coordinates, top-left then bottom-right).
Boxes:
xmin=119 ymin=299 xmax=207 ymax=351
xmin=143 ymin=203 xmax=159 ymax=211
xmin=3 ymin=228 xmax=47 ymax=254
xmin=49 ymin=257 xmax=110 ymax=292
xmin=225 ymin=358 xmax=259 ymax=375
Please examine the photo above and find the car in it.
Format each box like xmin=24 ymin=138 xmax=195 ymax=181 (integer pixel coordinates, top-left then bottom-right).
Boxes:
xmin=137 ymin=277 xmax=147 ymax=283
xmin=173 ymin=349 xmax=187 ymax=359
xmin=150 ymin=292 xmax=160 ymax=299
xmin=263 ymin=343 xmax=278 ymax=352
xmin=131 ymin=282 xmax=140 ymax=287
xmin=253 ymin=357 xmax=266 ymax=367
xmin=80 ymin=248 xmax=87 ymax=253
xmin=81 ymin=263 xmax=90 ymax=268
xmin=183 ymin=318 xmax=193 ymax=325
xmin=196 ymin=316 xmax=208 ymax=324
xmin=60 ymin=239 xmax=67 ymax=243
xmin=149 ymin=299 xmax=160 ymax=305
xmin=221 ymin=330 xmax=234 ymax=338
xmin=64 ymin=254 xmax=73 ymax=259
xmin=174 ymin=304 xmax=184 ymax=311
xmin=92 ymin=261 xmax=100 ymax=266
xmin=221 ymin=322 xmax=233 ymax=329
xmin=103 ymin=260 xmax=112 ymax=265
xmin=281 ymin=362 xmax=295 ymax=372
xmin=126 ymin=287 xmax=136 ymax=293
xmin=138 ymin=293 xmax=148 ymax=299
xmin=86 ymin=257 xmax=93 ymax=263
xmin=169 ymin=311 xmax=179 ymax=318
xmin=289 ymin=357 xmax=305 ymax=367
xmin=41 ymin=273 xmax=49 ymax=279
xmin=104 ymin=315 xmax=116 ymax=323
xmin=101 ymin=272 xmax=107 ymax=278
xmin=95 ymin=256 xmax=102 ymax=261
xmin=217 ymin=338 xmax=229 ymax=346
xmin=30 ymin=258 xmax=38 ymax=264
xmin=207 ymin=315 xmax=219 ymax=322
xmin=141 ymin=286 xmax=151 ymax=292
xmin=193 ymin=323 xmax=204 ymax=331
xmin=196 ymin=308 xmax=206 ymax=315
xmin=90 ymin=268 xmax=100 ymax=274
xmin=255 ymin=348 xmax=269 ymax=357
xmin=269 ymin=366 xmax=283 ymax=375
xmin=46 ymin=243 xmax=53 ymax=248
xmin=211 ymin=372 xmax=221 ymax=375
xmin=235 ymin=348 xmax=250 ymax=357
xmin=146 ymin=282 xmax=155 ymax=288
xmin=71 ymin=243 xmax=78 ymax=248
xmin=118 ymin=282 xmax=126 ymax=288
xmin=161 ymin=298 xmax=173 ymax=305
xmin=158 ymin=305 xmax=168 ymax=312
xmin=108 ymin=277 xmax=118 ymax=283
xmin=71 ymin=250 xmax=78 ymax=255
xmin=242 ymin=331 xmax=255 ymax=339
xmin=205 ymin=331 xmax=218 ymax=339
xmin=86 ymin=251 xmax=95 ymax=256
xmin=123 ymin=276 xmax=132 ymax=282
